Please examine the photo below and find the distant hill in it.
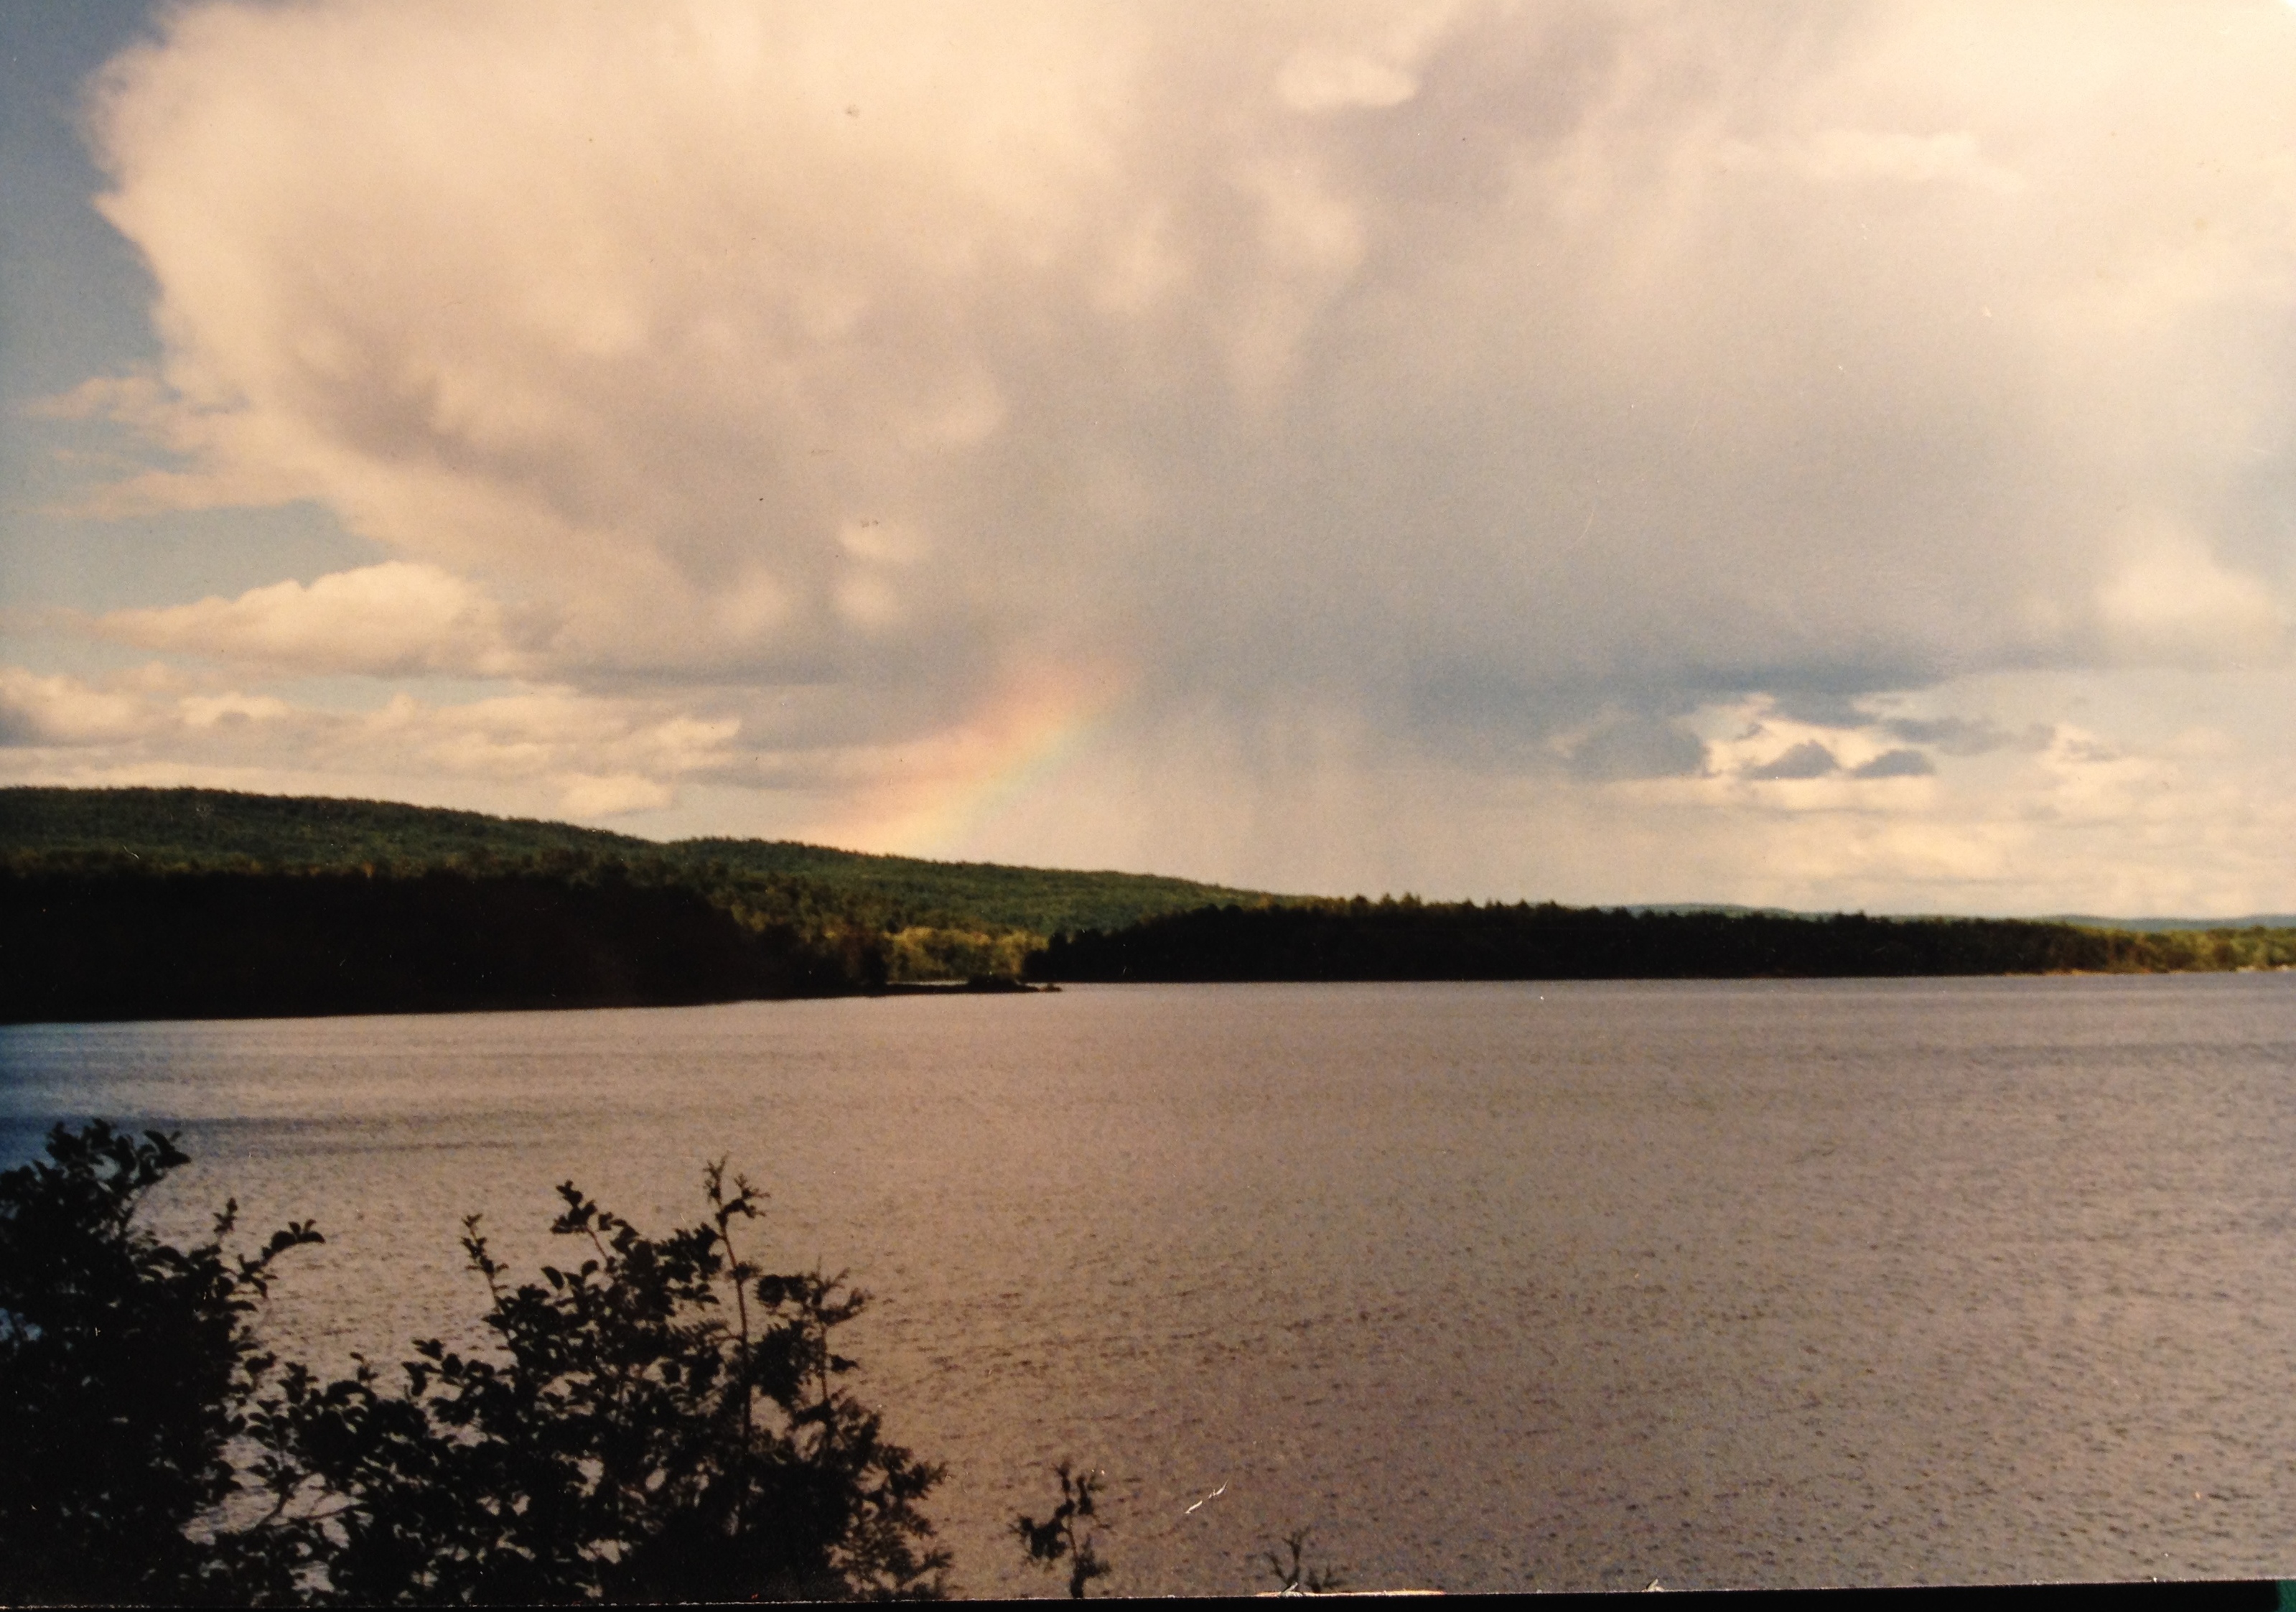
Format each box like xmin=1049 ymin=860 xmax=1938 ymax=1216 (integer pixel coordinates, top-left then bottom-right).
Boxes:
xmin=1635 ymin=903 xmax=2296 ymax=933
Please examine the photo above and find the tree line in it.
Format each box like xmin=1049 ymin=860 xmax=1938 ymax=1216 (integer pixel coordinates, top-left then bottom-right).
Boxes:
xmin=1027 ymin=898 xmax=2296 ymax=982
xmin=0 ymin=865 xmax=879 ymax=1022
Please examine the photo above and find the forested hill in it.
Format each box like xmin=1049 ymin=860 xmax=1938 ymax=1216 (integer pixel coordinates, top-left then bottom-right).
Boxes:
xmin=0 ymin=786 xmax=650 ymax=871
xmin=669 ymin=837 xmax=1261 ymax=936
xmin=0 ymin=786 xmax=1277 ymax=1022
xmin=0 ymin=786 xmax=1266 ymax=936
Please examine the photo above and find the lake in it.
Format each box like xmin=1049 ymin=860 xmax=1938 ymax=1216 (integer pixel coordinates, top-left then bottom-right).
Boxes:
xmin=4 ymin=977 xmax=2295 ymax=1595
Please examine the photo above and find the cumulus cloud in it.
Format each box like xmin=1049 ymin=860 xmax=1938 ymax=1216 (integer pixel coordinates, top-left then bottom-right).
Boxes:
xmin=90 ymin=562 xmax=532 ymax=676
xmin=15 ymin=0 xmax=2296 ymax=904
xmin=0 ymin=666 xmax=750 ymax=819
xmin=0 ymin=666 xmax=156 ymax=746
xmin=73 ymin=1 xmax=2296 ymax=694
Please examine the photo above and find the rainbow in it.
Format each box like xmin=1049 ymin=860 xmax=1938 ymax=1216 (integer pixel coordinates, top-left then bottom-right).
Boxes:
xmin=826 ymin=661 xmax=1129 ymax=858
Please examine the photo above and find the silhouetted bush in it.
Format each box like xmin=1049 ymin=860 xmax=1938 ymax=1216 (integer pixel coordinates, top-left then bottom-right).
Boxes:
xmin=1013 ymin=1459 xmax=1111 ymax=1598
xmin=0 ymin=1122 xmax=947 ymax=1603
xmin=0 ymin=1122 xmax=324 ymax=1604
xmin=268 ymin=1168 xmax=948 ymax=1603
xmin=1261 ymin=1526 xmax=1346 ymax=1594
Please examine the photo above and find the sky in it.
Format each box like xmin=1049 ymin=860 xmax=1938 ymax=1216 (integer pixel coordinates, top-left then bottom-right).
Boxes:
xmin=4 ymin=1 xmax=2295 ymax=916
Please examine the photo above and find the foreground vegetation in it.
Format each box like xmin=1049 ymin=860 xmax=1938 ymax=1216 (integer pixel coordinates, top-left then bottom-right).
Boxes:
xmin=0 ymin=1122 xmax=948 ymax=1604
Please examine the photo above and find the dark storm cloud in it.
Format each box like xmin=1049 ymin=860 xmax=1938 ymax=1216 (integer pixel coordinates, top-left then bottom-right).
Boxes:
xmin=1880 ymin=716 xmax=2054 ymax=757
xmin=1745 ymin=740 xmax=1841 ymax=781
xmin=1850 ymin=747 xmax=1936 ymax=779
xmin=1565 ymin=714 xmax=1710 ymax=782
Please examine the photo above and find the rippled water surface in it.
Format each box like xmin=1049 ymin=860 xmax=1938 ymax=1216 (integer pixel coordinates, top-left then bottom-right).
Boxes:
xmin=6 ymin=977 xmax=2296 ymax=1595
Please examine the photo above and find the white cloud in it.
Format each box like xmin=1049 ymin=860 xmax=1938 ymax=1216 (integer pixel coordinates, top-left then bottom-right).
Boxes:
xmin=1777 ymin=129 xmax=2023 ymax=195
xmin=1271 ymin=0 xmax=1462 ymax=112
xmin=2094 ymin=523 xmax=2286 ymax=666
xmin=90 ymin=562 xmax=532 ymax=676
xmin=1 ymin=668 xmax=750 ymax=822
xmin=558 ymin=772 xmax=676 ymax=817
xmin=14 ymin=0 xmax=2296 ymax=906
xmin=83 ymin=0 xmax=2296 ymax=704
xmin=1275 ymin=50 xmax=1420 ymax=113
xmin=0 ymin=666 xmax=155 ymax=745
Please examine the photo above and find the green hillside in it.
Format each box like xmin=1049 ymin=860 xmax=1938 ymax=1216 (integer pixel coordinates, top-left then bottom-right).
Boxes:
xmin=0 ymin=786 xmax=1271 ymax=939
xmin=673 ymin=837 xmax=1264 ymax=936
xmin=0 ymin=786 xmax=648 ymax=872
